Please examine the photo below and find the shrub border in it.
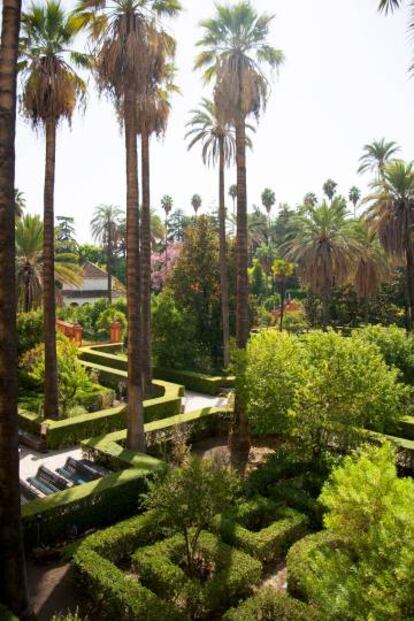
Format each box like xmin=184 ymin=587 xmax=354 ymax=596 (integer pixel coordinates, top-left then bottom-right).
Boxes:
xmin=79 ymin=343 xmax=235 ymax=395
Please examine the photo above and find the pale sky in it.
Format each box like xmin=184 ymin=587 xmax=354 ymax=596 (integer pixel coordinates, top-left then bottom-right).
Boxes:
xmin=15 ymin=0 xmax=414 ymax=243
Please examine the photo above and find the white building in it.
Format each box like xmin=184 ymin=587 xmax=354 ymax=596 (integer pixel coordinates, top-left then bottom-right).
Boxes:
xmin=61 ymin=261 xmax=125 ymax=307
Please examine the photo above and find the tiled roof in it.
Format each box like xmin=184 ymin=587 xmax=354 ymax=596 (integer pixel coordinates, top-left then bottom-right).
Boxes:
xmin=82 ymin=261 xmax=108 ymax=279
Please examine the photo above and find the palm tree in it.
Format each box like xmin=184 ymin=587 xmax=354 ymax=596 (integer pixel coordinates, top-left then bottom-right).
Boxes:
xmin=191 ymin=193 xmax=202 ymax=216
xmin=364 ymin=160 xmax=414 ymax=330
xmin=229 ymin=183 xmax=237 ymax=228
xmin=20 ymin=0 xmax=89 ymax=420
xmin=358 ymin=139 xmax=400 ymax=179
xmin=350 ymin=221 xmax=390 ymax=311
xmin=76 ymin=0 xmax=182 ymax=451
xmin=323 ymin=178 xmax=338 ymax=202
xmin=261 ymin=188 xmax=276 ymax=216
xmin=16 ymin=213 xmax=83 ymax=312
xmin=138 ymin=65 xmax=177 ymax=396
xmin=186 ymin=97 xmax=237 ymax=368
xmin=272 ymin=258 xmax=295 ymax=331
xmin=0 ymin=0 xmax=31 ymax=616
xmin=14 ymin=188 xmax=25 ymax=219
xmin=283 ymin=197 xmax=361 ymax=327
xmin=161 ymin=194 xmax=173 ymax=260
xmin=90 ymin=204 xmax=123 ymax=304
xmin=303 ymin=192 xmax=318 ymax=209
xmin=349 ymin=186 xmax=361 ymax=217
xmin=196 ymin=1 xmax=284 ymax=455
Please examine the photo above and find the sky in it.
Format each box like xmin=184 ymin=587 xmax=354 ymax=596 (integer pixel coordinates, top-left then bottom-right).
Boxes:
xmin=15 ymin=0 xmax=414 ymax=244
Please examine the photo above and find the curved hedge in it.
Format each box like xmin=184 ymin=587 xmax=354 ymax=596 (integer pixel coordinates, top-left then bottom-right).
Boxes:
xmin=18 ymin=377 xmax=183 ymax=450
xmin=223 ymin=589 xmax=319 ymax=621
xmin=286 ymin=530 xmax=345 ymax=600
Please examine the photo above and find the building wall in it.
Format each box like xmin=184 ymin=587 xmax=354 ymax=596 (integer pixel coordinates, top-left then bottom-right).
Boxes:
xmin=64 ymin=277 xmax=108 ymax=292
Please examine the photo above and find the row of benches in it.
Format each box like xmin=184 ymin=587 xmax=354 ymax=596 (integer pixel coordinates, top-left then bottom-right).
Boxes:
xmin=20 ymin=457 xmax=110 ymax=501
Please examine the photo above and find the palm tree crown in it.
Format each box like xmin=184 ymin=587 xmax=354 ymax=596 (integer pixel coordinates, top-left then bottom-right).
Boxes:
xmin=186 ymin=98 xmax=238 ymax=167
xmin=261 ymin=188 xmax=276 ymax=215
xmin=161 ymin=194 xmax=173 ymax=216
xmin=90 ymin=204 xmax=123 ymax=247
xmin=195 ymin=1 xmax=284 ymax=122
xmin=323 ymin=179 xmax=338 ymax=202
xmin=19 ymin=0 xmax=89 ymax=126
xmin=358 ymin=138 xmax=400 ymax=178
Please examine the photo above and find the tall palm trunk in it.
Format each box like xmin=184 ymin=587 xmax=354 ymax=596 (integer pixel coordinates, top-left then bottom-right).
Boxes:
xmin=406 ymin=246 xmax=414 ymax=332
xmin=231 ymin=116 xmax=250 ymax=459
xmin=218 ymin=137 xmax=230 ymax=369
xmin=125 ymin=87 xmax=145 ymax=452
xmin=107 ymin=236 xmax=113 ymax=304
xmin=0 ymin=0 xmax=31 ymax=616
xmin=279 ymin=279 xmax=286 ymax=332
xmin=43 ymin=117 xmax=59 ymax=419
xmin=141 ymin=124 xmax=152 ymax=396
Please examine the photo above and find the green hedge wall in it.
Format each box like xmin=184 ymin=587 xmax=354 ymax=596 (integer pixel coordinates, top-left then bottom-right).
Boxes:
xmin=132 ymin=530 xmax=262 ymax=618
xmin=72 ymin=511 xmax=185 ymax=621
xmin=82 ymin=406 xmax=231 ymax=468
xmin=286 ymin=530 xmax=345 ymax=601
xmin=18 ymin=378 xmax=183 ymax=450
xmin=212 ymin=497 xmax=309 ymax=562
xmin=22 ymin=455 xmax=165 ymax=548
xmin=79 ymin=344 xmax=234 ymax=395
xmin=223 ymin=589 xmax=319 ymax=621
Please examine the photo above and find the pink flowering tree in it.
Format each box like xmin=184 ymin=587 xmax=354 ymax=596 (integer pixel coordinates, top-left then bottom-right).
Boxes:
xmin=151 ymin=242 xmax=182 ymax=291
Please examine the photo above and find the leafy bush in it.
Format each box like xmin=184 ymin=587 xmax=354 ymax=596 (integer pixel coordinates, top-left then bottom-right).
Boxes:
xmin=17 ymin=309 xmax=43 ymax=357
xmin=223 ymin=588 xmax=319 ymax=621
xmin=96 ymin=307 xmax=127 ymax=336
xmin=238 ymin=330 xmax=305 ymax=436
xmin=355 ymin=324 xmax=414 ymax=384
xmin=132 ymin=530 xmax=262 ymax=618
xmin=0 ymin=603 xmax=19 ymax=621
xmin=288 ymin=443 xmax=414 ymax=620
xmin=152 ymin=290 xmax=201 ymax=369
xmin=21 ymin=335 xmax=93 ymax=416
xmin=293 ymin=331 xmax=408 ymax=457
xmin=144 ymin=457 xmax=239 ymax=575
xmin=240 ymin=329 xmax=409 ymax=458
xmin=51 ymin=611 xmax=87 ymax=621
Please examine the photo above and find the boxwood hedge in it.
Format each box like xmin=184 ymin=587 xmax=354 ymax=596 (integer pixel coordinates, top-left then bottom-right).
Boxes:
xmin=132 ymin=530 xmax=262 ymax=618
xmin=212 ymin=496 xmax=309 ymax=562
xmin=18 ymin=378 xmax=183 ymax=450
xmin=223 ymin=588 xmax=319 ymax=621
xmin=286 ymin=530 xmax=345 ymax=600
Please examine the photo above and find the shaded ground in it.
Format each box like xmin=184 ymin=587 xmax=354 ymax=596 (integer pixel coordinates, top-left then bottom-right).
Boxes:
xmin=27 ymin=560 xmax=88 ymax=621
xmin=192 ymin=434 xmax=281 ymax=475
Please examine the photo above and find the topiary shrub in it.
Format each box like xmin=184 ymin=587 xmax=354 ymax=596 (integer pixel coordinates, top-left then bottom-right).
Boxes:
xmin=223 ymin=588 xmax=319 ymax=621
xmin=17 ymin=309 xmax=44 ymax=358
xmin=211 ymin=496 xmax=309 ymax=562
xmin=132 ymin=530 xmax=262 ymax=619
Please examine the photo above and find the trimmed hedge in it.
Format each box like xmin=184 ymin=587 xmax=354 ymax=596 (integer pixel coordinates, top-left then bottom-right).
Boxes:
xmin=286 ymin=530 xmax=345 ymax=600
xmin=72 ymin=510 xmax=185 ymax=621
xmin=223 ymin=588 xmax=319 ymax=621
xmin=0 ymin=604 xmax=19 ymax=621
xmin=132 ymin=530 xmax=262 ymax=618
xmin=22 ymin=454 xmax=165 ymax=548
xmin=79 ymin=344 xmax=234 ymax=395
xmin=18 ymin=378 xmax=183 ymax=450
xmin=212 ymin=496 xmax=309 ymax=562
xmin=82 ymin=406 xmax=231 ymax=467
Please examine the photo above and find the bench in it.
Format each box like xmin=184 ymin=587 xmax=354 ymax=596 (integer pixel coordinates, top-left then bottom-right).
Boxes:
xmin=20 ymin=479 xmax=40 ymax=502
xmin=38 ymin=465 xmax=70 ymax=491
xmin=27 ymin=476 xmax=58 ymax=496
xmin=57 ymin=457 xmax=97 ymax=485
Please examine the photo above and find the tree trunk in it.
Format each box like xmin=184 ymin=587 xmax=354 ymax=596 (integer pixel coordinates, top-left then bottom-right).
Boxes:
xmin=141 ymin=125 xmax=152 ymax=396
xmin=107 ymin=235 xmax=112 ymax=305
xmin=406 ymin=246 xmax=414 ymax=332
xmin=125 ymin=87 xmax=145 ymax=452
xmin=0 ymin=0 xmax=31 ymax=616
xmin=43 ymin=118 xmax=59 ymax=419
xmin=230 ymin=116 xmax=250 ymax=461
xmin=218 ymin=137 xmax=230 ymax=369
xmin=279 ymin=280 xmax=285 ymax=332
